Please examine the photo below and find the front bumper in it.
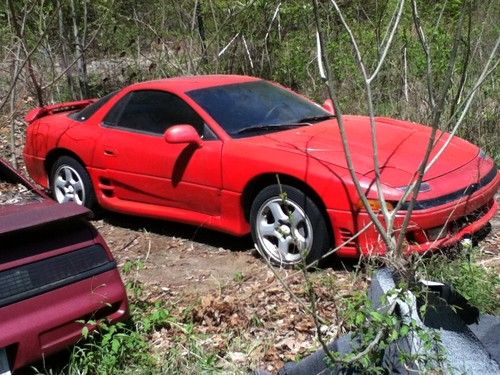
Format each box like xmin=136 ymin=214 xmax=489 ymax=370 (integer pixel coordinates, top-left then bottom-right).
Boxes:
xmin=328 ymin=167 xmax=499 ymax=257
xmin=405 ymin=198 xmax=497 ymax=253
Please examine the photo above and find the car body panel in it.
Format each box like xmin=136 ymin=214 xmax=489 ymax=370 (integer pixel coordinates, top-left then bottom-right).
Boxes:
xmin=92 ymin=126 xmax=223 ymax=215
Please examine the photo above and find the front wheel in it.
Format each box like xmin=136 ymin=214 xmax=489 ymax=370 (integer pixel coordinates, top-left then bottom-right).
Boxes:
xmin=50 ymin=156 xmax=97 ymax=210
xmin=250 ymin=184 xmax=330 ymax=267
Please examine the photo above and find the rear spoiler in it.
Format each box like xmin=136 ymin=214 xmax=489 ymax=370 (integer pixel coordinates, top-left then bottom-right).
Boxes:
xmin=25 ymin=99 xmax=96 ymax=124
xmin=0 ymin=202 xmax=90 ymax=236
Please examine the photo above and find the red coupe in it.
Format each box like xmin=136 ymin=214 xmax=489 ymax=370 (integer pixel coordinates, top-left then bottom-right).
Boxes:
xmin=23 ymin=75 xmax=499 ymax=266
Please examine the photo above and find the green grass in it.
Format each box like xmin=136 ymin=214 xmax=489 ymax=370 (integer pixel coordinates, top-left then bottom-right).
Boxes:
xmin=418 ymin=248 xmax=500 ymax=314
xmin=31 ymin=264 xmax=246 ymax=375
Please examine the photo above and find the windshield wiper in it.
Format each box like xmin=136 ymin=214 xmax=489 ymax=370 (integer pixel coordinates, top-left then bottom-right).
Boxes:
xmin=297 ymin=114 xmax=335 ymax=123
xmin=234 ymin=123 xmax=307 ymax=135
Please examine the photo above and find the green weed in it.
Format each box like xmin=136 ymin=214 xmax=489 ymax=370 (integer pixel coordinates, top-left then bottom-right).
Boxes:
xmin=419 ymin=249 xmax=500 ymax=314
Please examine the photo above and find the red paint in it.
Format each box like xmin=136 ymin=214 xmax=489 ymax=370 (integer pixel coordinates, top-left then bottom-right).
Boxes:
xmin=164 ymin=124 xmax=203 ymax=146
xmin=23 ymin=75 xmax=500 ymax=256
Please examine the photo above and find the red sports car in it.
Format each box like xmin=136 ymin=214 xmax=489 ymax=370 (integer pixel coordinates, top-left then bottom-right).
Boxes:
xmin=23 ymin=75 xmax=499 ymax=266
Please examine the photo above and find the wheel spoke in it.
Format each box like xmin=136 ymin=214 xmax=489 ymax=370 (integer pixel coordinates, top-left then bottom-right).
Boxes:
xmin=268 ymin=201 xmax=288 ymax=222
xmin=74 ymin=193 xmax=83 ymax=205
xmin=54 ymin=184 xmax=65 ymax=194
xmin=259 ymin=221 xmax=277 ymax=237
xmin=63 ymin=168 xmax=72 ymax=182
xmin=292 ymin=229 xmax=307 ymax=248
xmin=55 ymin=175 xmax=66 ymax=188
xmin=277 ymin=236 xmax=293 ymax=257
xmin=72 ymin=180 xmax=84 ymax=193
xmin=289 ymin=209 xmax=304 ymax=227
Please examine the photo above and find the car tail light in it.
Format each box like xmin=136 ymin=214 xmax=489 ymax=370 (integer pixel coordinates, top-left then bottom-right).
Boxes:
xmin=0 ymin=245 xmax=115 ymax=308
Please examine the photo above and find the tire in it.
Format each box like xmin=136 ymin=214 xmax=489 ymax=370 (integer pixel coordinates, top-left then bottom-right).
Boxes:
xmin=250 ymin=184 xmax=330 ymax=267
xmin=50 ymin=156 xmax=97 ymax=210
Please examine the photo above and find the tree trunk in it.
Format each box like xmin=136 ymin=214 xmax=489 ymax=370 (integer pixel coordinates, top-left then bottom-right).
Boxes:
xmin=58 ymin=0 xmax=76 ymax=98
xmin=69 ymin=0 xmax=89 ymax=98
xmin=7 ymin=0 xmax=44 ymax=106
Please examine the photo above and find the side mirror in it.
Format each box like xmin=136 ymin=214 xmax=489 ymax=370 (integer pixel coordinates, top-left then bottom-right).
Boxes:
xmin=164 ymin=124 xmax=202 ymax=147
xmin=322 ymin=98 xmax=335 ymax=115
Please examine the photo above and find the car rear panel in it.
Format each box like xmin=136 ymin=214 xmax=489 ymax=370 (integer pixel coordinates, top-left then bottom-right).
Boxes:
xmin=0 ymin=268 xmax=127 ymax=370
xmin=0 ymin=224 xmax=128 ymax=371
xmin=0 ymin=214 xmax=129 ymax=370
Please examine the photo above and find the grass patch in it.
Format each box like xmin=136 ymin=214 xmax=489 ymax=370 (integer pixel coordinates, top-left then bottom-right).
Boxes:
xmin=32 ymin=291 xmax=245 ymax=374
xmin=29 ymin=257 xmax=257 ymax=374
xmin=418 ymin=248 xmax=500 ymax=314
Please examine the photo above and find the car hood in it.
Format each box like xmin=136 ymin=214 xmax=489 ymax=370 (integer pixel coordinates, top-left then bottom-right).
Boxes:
xmin=248 ymin=115 xmax=480 ymax=187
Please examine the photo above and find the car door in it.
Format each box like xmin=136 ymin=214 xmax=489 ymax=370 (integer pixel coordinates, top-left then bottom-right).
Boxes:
xmin=92 ymin=89 xmax=222 ymax=216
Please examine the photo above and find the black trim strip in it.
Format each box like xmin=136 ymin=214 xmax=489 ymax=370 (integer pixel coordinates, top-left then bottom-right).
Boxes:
xmin=401 ymin=166 xmax=498 ymax=210
xmin=0 ymin=245 xmax=116 ymax=308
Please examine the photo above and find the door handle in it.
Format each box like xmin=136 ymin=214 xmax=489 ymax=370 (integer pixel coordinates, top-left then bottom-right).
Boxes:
xmin=104 ymin=149 xmax=116 ymax=156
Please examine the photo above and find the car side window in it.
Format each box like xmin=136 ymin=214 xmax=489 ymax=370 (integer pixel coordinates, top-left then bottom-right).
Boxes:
xmin=103 ymin=90 xmax=206 ymax=136
xmin=70 ymin=90 xmax=119 ymax=121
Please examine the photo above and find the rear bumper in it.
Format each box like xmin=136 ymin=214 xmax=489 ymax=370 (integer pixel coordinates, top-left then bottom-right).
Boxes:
xmin=0 ymin=268 xmax=128 ymax=371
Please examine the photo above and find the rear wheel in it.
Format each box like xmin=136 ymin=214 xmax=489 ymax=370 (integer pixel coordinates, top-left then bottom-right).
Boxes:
xmin=250 ymin=184 xmax=330 ymax=267
xmin=50 ymin=156 xmax=97 ymax=210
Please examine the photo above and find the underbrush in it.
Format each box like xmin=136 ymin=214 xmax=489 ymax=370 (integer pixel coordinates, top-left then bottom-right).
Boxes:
xmin=31 ymin=261 xmax=243 ymax=375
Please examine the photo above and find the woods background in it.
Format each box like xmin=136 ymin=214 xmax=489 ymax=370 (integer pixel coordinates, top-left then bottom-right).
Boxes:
xmin=0 ymin=0 xmax=498 ymax=167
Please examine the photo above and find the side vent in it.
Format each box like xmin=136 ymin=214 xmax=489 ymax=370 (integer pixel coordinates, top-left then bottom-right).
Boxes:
xmin=98 ymin=178 xmax=115 ymax=198
xmin=338 ymin=228 xmax=357 ymax=248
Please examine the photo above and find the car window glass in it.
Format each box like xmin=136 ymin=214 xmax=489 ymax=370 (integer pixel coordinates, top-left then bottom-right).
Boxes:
xmin=103 ymin=90 xmax=205 ymax=136
xmin=70 ymin=90 xmax=118 ymax=121
xmin=103 ymin=93 xmax=131 ymax=126
xmin=187 ymin=81 xmax=330 ymax=137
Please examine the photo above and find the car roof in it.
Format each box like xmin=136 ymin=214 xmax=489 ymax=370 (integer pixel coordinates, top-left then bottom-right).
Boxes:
xmin=127 ymin=74 xmax=260 ymax=93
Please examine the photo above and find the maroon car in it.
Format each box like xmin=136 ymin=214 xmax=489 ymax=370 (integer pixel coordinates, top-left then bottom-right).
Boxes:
xmin=0 ymin=158 xmax=128 ymax=373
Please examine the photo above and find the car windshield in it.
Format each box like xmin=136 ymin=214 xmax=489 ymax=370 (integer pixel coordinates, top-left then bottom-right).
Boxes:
xmin=187 ymin=81 xmax=333 ymax=137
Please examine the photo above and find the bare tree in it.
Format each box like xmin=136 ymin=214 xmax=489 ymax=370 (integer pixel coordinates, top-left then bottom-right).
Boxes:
xmin=297 ymin=0 xmax=500 ymax=367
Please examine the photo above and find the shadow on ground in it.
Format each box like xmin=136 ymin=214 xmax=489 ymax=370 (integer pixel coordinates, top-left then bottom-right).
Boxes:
xmin=98 ymin=209 xmax=357 ymax=272
xmin=100 ymin=209 xmax=254 ymax=252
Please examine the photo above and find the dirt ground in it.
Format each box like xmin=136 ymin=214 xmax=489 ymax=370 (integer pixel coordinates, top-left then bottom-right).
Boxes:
xmin=95 ymin=197 xmax=500 ymax=301
xmin=95 ymin=212 xmax=266 ymax=298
